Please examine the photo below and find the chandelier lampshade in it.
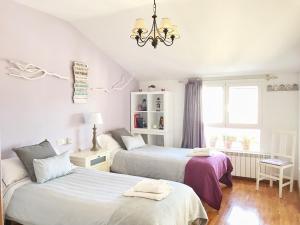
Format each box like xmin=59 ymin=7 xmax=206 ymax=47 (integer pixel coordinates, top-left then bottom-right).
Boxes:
xmin=159 ymin=18 xmax=173 ymax=32
xmin=132 ymin=18 xmax=148 ymax=34
xmin=130 ymin=0 xmax=180 ymax=48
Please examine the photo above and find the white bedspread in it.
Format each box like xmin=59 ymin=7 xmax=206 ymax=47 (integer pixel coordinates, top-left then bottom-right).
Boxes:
xmin=111 ymin=145 xmax=192 ymax=182
xmin=5 ymin=168 xmax=207 ymax=225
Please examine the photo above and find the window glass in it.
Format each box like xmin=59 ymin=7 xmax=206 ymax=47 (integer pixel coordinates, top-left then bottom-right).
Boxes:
xmin=228 ymin=86 xmax=258 ymax=124
xmin=203 ymin=86 xmax=224 ymax=124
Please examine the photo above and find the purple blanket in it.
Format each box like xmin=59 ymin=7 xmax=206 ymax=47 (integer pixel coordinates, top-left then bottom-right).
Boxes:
xmin=184 ymin=152 xmax=233 ymax=210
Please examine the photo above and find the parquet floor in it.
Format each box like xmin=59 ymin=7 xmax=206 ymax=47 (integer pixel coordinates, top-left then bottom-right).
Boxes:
xmin=205 ymin=178 xmax=300 ymax=225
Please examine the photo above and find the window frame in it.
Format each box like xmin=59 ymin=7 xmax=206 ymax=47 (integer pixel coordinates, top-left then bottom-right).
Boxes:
xmin=203 ymin=79 xmax=263 ymax=129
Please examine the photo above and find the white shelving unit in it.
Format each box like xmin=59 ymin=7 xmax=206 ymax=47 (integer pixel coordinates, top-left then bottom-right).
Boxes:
xmin=131 ymin=91 xmax=173 ymax=147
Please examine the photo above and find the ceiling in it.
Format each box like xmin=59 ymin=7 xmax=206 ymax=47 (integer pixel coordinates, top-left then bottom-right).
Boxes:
xmin=14 ymin=0 xmax=300 ymax=80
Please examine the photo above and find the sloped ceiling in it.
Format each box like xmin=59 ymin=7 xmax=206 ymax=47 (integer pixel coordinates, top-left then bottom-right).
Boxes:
xmin=14 ymin=0 xmax=300 ymax=80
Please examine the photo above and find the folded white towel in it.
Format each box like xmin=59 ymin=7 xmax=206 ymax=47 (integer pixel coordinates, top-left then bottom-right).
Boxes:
xmin=187 ymin=148 xmax=216 ymax=157
xmin=193 ymin=147 xmax=211 ymax=152
xmin=133 ymin=179 xmax=169 ymax=194
xmin=123 ymin=186 xmax=171 ymax=201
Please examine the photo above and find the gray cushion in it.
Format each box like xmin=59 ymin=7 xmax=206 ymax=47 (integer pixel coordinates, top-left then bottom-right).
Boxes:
xmin=109 ymin=128 xmax=132 ymax=150
xmin=13 ymin=140 xmax=57 ymax=182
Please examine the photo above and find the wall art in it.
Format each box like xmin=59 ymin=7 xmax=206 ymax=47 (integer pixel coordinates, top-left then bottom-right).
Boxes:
xmin=73 ymin=61 xmax=88 ymax=104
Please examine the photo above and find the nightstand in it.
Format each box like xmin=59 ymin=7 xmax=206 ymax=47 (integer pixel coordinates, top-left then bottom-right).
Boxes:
xmin=70 ymin=149 xmax=110 ymax=172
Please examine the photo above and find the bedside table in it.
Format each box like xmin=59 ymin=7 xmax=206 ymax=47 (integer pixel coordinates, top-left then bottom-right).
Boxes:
xmin=70 ymin=149 xmax=110 ymax=172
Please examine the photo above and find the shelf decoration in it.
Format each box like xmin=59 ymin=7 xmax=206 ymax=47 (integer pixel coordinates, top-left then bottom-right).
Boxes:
xmin=148 ymin=84 xmax=156 ymax=91
xmin=90 ymin=74 xmax=133 ymax=94
xmin=73 ymin=61 xmax=88 ymax=104
xmin=6 ymin=60 xmax=69 ymax=81
xmin=267 ymin=83 xmax=299 ymax=92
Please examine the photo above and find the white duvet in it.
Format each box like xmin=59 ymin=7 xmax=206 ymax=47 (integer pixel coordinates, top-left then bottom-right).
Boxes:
xmin=4 ymin=168 xmax=208 ymax=225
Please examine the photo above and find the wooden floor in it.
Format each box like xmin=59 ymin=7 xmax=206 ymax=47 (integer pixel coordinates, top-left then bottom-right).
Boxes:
xmin=205 ymin=178 xmax=300 ymax=225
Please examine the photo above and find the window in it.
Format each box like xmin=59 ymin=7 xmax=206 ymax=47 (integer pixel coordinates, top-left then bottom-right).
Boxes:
xmin=203 ymin=80 xmax=262 ymax=152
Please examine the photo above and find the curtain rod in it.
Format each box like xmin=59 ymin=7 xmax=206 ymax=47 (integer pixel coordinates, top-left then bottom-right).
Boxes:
xmin=178 ymin=74 xmax=278 ymax=83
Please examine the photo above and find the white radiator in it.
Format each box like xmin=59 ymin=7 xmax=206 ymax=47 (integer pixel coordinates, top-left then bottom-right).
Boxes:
xmin=223 ymin=151 xmax=270 ymax=179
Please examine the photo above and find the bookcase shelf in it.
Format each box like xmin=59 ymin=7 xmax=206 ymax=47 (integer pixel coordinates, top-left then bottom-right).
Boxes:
xmin=131 ymin=91 xmax=173 ymax=147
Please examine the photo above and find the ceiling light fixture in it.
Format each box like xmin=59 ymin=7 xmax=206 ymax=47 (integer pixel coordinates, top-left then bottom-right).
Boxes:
xmin=130 ymin=0 xmax=180 ymax=49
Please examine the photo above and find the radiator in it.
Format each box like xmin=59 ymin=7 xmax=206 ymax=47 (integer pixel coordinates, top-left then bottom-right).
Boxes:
xmin=223 ymin=151 xmax=270 ymax=179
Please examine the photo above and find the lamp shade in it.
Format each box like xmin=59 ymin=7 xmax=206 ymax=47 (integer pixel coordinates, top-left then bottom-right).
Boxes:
xmin=132 ymin=18 xmax=148 ymax=34
xmin=85 ymin=112 xmax=103 ymax=125
xmin=159 ymin=18 xmax=173 ymax=32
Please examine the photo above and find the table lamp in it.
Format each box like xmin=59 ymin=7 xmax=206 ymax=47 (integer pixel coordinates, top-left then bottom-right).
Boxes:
xmin=85 ymin=112 xmax=103 ymax=151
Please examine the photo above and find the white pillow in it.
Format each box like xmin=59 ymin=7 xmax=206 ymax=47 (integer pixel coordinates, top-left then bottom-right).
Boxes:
xmin=33 ymin=151 xmax=72 ymax=184
xmin=97 ymin=134 xmax=121 ymax=150
xmin=121 ymin=134 xmax=146 ymax=150
xmin=1 ymin=157 xmax=28 ymax=186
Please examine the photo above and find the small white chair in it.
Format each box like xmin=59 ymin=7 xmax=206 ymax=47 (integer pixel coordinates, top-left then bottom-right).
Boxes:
xmin=256 ymin=130 xmax=296 ymax=198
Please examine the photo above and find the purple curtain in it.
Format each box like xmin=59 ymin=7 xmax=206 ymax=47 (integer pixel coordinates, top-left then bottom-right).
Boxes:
xmin=181 ymin=79 xmax=205 ymax=148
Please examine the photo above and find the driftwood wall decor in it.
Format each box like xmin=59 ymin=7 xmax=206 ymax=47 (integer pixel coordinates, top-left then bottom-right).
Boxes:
xmin=6 ymin=60 xmax=69 ymax=81
xmin=90 ymin=74 xmax=133 ymax=94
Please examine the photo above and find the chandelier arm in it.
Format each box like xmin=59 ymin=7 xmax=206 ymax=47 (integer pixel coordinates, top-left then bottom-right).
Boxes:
xmin=154 ymin=20 xmax=168 ymax=41
xmin=156 ymin=35 xmax=174 ymax=46
xmin=162 ymin=41 xmax=174 ymax=47
xmin=136 ymin=36 xmax=153 ymax=47
xmin=157 ymin=36 xmax=172 ymax=44
xmin=139 ymin=20 xmax=156 ymax=42
xmin=156 ymin=36 xmax=165 ymax=42
xmin=161 ymin=38 xmax=174 ymax=46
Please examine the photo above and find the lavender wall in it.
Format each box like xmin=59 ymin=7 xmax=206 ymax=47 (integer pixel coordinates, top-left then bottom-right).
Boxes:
xmin=0 ymin=1 xmax=138 ymax=157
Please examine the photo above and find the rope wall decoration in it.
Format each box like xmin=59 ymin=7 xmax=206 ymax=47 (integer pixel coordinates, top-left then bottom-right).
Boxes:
xmin=6 ymin=60 xmax=69 ymax=80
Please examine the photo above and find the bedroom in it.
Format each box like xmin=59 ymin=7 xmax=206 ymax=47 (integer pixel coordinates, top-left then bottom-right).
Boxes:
xmin=0 ymin=0 xmax=299 ymax=225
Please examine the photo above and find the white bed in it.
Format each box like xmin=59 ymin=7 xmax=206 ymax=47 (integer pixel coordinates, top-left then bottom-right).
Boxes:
xmin=3 ymin=167 xmax=208 ymax=225
xmin=111 ymin=145 xmax=190 ymax=182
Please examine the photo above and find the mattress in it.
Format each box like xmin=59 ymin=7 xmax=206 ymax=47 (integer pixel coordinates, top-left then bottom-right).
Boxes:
xmin=5 ymin=167 xmax=208 ymax=225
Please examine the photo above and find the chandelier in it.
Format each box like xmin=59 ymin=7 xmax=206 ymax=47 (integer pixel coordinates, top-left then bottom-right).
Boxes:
xmin=130 ymin=0 xmax=180 ymax=48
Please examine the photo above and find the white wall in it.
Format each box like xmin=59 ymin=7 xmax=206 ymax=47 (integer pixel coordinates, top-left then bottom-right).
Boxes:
xmin=140 ymin=74 xmax=299 ymax=178
xmin=0 ymin=1 xmax=138 ymax=157
xmin=261 ymin=74 xmax=298 ymax=152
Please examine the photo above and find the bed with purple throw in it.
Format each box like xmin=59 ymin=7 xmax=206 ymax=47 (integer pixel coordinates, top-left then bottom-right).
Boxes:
xmin=184 ymin=153 xmax=233 ymax=209
xmin=111 ymin=145 xmax=233 ymax=209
